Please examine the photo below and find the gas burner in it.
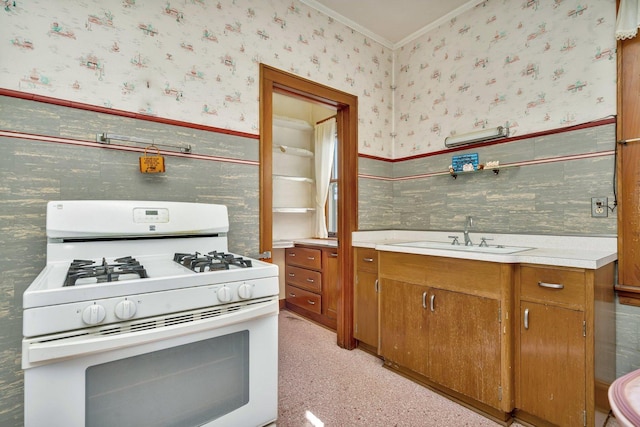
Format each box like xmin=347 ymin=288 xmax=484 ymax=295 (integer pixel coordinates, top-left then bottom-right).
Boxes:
xmin=174 ymin=251 xmax=253 ymax=272
xmin=64 ymin=256 xmax=148 ymax=287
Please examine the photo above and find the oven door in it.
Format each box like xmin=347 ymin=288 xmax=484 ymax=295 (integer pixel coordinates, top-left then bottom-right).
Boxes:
xmin=23 ymin=298 xmax=278 ymax=427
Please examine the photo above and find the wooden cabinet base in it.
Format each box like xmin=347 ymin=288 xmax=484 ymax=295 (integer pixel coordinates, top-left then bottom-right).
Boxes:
xmin=284 ymin=244 xmax=339 ymax=330
xmin=285 ymin=302 xmax=337 ymax=330
xmin=512 ymin=408 xmax=611 ymax=427
xmin=382 ymin=361 xmax=512 ymax=425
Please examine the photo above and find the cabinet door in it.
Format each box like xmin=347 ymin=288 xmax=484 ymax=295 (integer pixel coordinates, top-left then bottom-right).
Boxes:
xmin=428 ymin=288 xmax=502 ymax=408
xmin=354 ymin=270 xmax=378 ymax=348
xmin=322 ymin=248 xmax=339 ymax=321
xmin=517 ymin=302 xmax=585 ymax=426
xmin=379 ymin=279 xmax=429 ymax=377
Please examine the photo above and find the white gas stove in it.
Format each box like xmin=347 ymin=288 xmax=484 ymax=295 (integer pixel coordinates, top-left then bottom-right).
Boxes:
xmin=22 ymin=200 xmax=279 ymax=427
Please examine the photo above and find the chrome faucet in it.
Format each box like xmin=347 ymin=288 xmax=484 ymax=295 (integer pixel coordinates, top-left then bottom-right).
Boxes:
xmin=463 ymin=216 xmax=474 ymax=246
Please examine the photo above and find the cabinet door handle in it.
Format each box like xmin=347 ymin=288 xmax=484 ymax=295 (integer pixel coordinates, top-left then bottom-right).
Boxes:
xmin=524 ymin=308 xmax=529 ymax=330
xmin=430 ymin=294 xmax=435 ymax=312
xmin=306 ymin=278 xmax=314 ymax=283
xmin=330 ymin=252 xmax=338 ymax=257
xmin=538 ymin=281 xmax=564 ymax=290
xmin=307 ymin=300 xmax=316 ymax=305
xmin=375 ymin=279 xmax=379 ymax=293
xmin=363 ymin=257 xmax=374 ymax=262
xmin=422 ymin=291 xmax=427 ymax=309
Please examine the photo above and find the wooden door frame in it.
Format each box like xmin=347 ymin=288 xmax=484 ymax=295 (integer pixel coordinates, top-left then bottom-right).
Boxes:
xmin=259 ymin=64 xmax=358 ymax=349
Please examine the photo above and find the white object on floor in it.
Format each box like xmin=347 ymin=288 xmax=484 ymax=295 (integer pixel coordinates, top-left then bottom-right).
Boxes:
xmin=609 ymin=369 xmax=640 ymax=427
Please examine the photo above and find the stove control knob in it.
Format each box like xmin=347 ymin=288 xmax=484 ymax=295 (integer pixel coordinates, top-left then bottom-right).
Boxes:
xmin=115 ymin=299 xmax=137 ymax=320
xmin=238 ymin=283 xmax=253 ymax=300
xmin=217 ymin=286 xmax=232 ymax=303
xmin=82 ymin=303 xmax=106 ymax=325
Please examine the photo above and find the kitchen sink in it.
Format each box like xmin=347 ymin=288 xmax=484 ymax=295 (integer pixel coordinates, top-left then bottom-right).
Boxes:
xmin=391 ymin=241 xmax=533 ymax=254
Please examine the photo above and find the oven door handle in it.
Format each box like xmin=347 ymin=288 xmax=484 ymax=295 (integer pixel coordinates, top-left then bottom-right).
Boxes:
xmin=25 ymin=299 xmax=278 ymax=366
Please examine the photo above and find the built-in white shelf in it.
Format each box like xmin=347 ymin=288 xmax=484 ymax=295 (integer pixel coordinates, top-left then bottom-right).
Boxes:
xmin=273 ymin=174 xmax=314 ymax=184
xmin=273 ymin=145 xmax=314 ymax=157
xmin=273 ymin=116 xmax=313 ymax=131
xmin=272 ymin=111 xmax=315 ymax=241
xmin=273 ymin=207 xmax=316 ymax=213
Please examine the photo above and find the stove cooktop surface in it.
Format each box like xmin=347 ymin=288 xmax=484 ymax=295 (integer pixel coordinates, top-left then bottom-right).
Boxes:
xmin=23 ymin=251 xmax=278 ymax=309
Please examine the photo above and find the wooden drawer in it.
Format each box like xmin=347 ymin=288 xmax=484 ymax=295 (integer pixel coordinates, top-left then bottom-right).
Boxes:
xmin=356 ymin=248 xmax=378 ymax=273
xmin=520 ymin=265 xmax=586 ymax=309
xmin=286 ymin=265 xmax=322 ymax=292
xmin=285 ymin=284 xmax=321 ymax=314
xmin=285 ymin=247 xmax=322 ymax=270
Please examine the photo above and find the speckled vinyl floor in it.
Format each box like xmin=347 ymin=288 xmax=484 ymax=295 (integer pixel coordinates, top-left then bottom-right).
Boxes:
xmin=276 ymin=310 xmax=617 ymax=427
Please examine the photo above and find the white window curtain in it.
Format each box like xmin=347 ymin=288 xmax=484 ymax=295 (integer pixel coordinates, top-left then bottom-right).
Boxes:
xmin=616 ymin=0 xmax=640 ymax=40
xmin=313 ymin=118 xmax=336 ymax=238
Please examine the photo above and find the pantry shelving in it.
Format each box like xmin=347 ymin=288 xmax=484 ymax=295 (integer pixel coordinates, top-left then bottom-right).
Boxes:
xmin=272 ymin=115 xmax=316 ymax=241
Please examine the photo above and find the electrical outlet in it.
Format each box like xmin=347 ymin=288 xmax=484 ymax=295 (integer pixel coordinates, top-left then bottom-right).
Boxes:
xmin=591 ymin=197 xmax=608 ymax=218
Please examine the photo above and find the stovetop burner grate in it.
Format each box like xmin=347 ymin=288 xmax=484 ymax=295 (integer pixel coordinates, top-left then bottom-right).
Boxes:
xmin=64 ymin=256 xmax=148 ymax=287
xmin=174 ymin=251 xmax=253 ymax=272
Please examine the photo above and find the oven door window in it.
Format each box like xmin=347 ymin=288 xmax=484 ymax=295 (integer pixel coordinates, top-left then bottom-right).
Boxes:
xmin=86 ymin=330 xmax=249 ymax=427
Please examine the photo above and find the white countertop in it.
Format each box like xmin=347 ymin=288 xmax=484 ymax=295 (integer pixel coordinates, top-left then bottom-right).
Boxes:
xmin=273 ymin=238 xmax=338 ymax=249
xmin=353 ymin=230 xmax=617 ymax=269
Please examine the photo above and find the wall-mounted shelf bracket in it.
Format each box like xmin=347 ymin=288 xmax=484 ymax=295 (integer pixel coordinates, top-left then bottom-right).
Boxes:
xmin=450 ymin=168 xmax=500 ymax=179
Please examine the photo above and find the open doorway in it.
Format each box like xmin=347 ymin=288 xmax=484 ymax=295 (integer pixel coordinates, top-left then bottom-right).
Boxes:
xmin=259 ymin=64 xmax=358 ymax=349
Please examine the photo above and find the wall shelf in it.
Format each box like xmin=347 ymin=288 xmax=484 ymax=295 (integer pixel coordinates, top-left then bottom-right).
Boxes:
xmin=272 ymin=110 xmax=315 ymax=241
xmin=273 ymin=174 xmax=314 ymax=184
xmin=273 ymin=116 xmax=313 ymax=131
xmin=449 ymin=163 xmax=517 ymax=179
xmin=450 ymin=168 xmax=501 ymax=179
xmin=273 ymin=207 xmax=316 ymax=213
xmin=273 ymin=145 xmax=314 ymax=157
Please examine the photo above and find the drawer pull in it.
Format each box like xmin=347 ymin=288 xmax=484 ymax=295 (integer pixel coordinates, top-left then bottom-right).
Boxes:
xmin=288 ymin=273 xmax=295 ymax=277
xmin=538 ymin=281 xmax=564 ymax=290
xmin=363 ymin=257 xmax=374 ymax=262
xmin=306 ymin=278 xmax=315 ymax=283
xmin=524 ymin=308 xmax=529 ymax=330
xmin=289 ymin=292 xmax=296 ymax=297
xmin=330 ymin=252 xmax=338 ymax=257
xmin=307 ymin=300 xmax=316 ymax=305
xmin=288 ymin=253 xmax=296 ymax=256
xmin=307 ymin=256 xmax=315 ymax=260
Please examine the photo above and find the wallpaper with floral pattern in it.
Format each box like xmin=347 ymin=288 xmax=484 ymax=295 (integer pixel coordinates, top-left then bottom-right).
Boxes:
xmin=394 ymin=0 xmax=616 ymax=157
xmin=0 ymin=0 xmax=616 ymax=159
xmin=0 ymin=0 xmax=394 ymax=156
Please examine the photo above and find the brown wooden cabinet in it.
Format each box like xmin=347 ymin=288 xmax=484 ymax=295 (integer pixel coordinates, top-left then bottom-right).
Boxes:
xmin=428 ymin=288 xmax=502 ymax=409
xmin=617 ymin=29 xmax=640 ymax=303
xmin=322 ymin=247 xmax=339 ymax=322
xmin=369 ymin=247 xmax=615 ymax=425
xmin=284 ymin=244 xmax=338 ymax=329
xmin=353 ymin=248 xmax=379 ymax=350
xmin=379 ymin=278 xmax=430 ymax=377
xmin=514 ymin=264 xmax=616 ymax=427
xmin=378 ymin=251 xmax=514 ymax=421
